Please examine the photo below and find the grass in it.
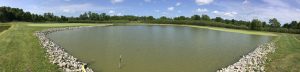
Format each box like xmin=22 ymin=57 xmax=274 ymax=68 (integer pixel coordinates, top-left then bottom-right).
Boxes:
xmin=0 ymin=22 xmax=97 ymax=72
xmin=0 ymin=26 xmax=10 ymax=33
xmin=26 ymin=23 xmax=99 ymax=27
xmin=265 ymin=34 xmax=300 ymax=72
xmin=180 ymin=25 xmax=278 ymax=36
xmin=124 ymin=24 xmax=278 ymax=36
xmin=0 ymin=22 xmax=299 ymax=72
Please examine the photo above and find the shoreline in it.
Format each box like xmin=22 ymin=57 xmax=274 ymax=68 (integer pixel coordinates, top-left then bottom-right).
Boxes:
xmin=35 ymin=24 xmax=111 ymax=72
xmin=217 ymin=38 xmax=278 ymax=72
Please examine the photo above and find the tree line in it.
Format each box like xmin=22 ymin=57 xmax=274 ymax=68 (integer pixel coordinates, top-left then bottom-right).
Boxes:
xmin=1 ymin=6 xmax=300 ymax=34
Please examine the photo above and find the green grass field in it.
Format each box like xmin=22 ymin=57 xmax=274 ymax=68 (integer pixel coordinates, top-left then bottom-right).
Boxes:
xmin=265 ymin=34 xmax=300 ymax=72
xmin=0 ymin=22 xmax=299 ymax=72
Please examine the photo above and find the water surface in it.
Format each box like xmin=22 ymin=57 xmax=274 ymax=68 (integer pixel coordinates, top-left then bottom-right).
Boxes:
xmin=48 ymin=25 xmax=273 ymax=72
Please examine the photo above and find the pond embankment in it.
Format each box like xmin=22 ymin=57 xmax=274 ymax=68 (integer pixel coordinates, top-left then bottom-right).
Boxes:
xmin=217 ymin=40 xmax=277 ymax=72
xmin=35 ymin=25 xmax=110 ymax=72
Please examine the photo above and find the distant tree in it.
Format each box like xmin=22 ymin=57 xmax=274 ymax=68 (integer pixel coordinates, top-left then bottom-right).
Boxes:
xmin=262 ymin=22 xmax=267 ymax=28
xmin=79 ymin=12 xmax=89 ymax=20
xmin=159 ymin=16 xmax=169 ymax=20
xmin=201 ymin=15 xmax=210 ymax=21
xmin=289 ymin=21 xmax=298 ymax=29
xmin=191 ymin=15 xmax=201 ymax=20
xmin=147 ymin=16 xmax=155 ymax=21
xmin=250 ymin=19 xmax=262 ymax=30
xmin=298 ymin=21 xmax=300 ymax=29
xmin=60 ymin=16 xmax=68 ymax=22
xmin=224 ymin=19 xmax=231 ymax=24
xmin=269 ymin=18 xmax=281 ymax=28
xmin=214 ymin=17 xmax=223 ymax=22
xmin=174 ymin=16 xmax=187 ymax=20
xmin=282 ymin=23 xmax=290 ymax=28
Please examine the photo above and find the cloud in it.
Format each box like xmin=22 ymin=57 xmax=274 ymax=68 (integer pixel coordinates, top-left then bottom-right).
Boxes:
xmin=176 ymin=2 xmax=181 ymax=6
xmin=111 ymin=0 xmax=124 ymax=4
xmin=195 ymin=0 xmax=214 ymax=5
xmin=196 ymin=8 xmax=208 ymax=12
xmin=212 ymin=10 xmax=219 ymax=14
xmin=168 ymin=7 xmax=175 ymax=11
xmin=108 ymin=10 xmax=115 ymax=14
xmin=64 ymin=0 xmax=71 ymax=2
xmin=224 ymin=11 xmax=238 ymax=17
xmin=59 ymin=3 xmax=94 ymax=13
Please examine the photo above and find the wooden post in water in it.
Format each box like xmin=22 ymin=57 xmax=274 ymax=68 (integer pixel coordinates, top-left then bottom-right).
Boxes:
xmin=119 ymin=55 xmax=122 ymax=69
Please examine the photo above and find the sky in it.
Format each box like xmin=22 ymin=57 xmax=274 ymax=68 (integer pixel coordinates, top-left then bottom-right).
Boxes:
xmin=1 ymin=0 xmax=300 ymax=23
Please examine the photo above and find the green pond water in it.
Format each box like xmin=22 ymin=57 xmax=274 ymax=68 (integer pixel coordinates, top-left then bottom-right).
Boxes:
xmin=48 ymin=25 xmax=273 ymax=72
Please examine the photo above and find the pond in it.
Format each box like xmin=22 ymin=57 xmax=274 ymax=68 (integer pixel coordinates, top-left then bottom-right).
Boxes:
xmin=48 ymin=25 xmax=273 ymax=72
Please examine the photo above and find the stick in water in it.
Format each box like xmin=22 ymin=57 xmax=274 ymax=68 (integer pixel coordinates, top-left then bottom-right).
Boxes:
xmin=119 ymin=55 xmax=122 ymax=69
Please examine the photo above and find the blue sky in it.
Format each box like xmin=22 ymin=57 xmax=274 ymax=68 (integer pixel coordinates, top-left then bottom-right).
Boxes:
xmin=1 ymin=0 xmax=300 ymax=23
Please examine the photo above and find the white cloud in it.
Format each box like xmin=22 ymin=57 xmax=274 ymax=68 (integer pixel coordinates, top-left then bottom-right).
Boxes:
xmin=176 ymin=2 xmax=181 ymax=6
xmin=108 ymin=10 xmax=115 ymax=14
xmin=111 ymin=0 xmax=124 ymax=4
xmin=144 ymin=0 xmax=151 ymax=2
xmin=59 ymin=3 xmax=94 ymax=13
xmin=195 ymin=0 xmax=214 ymax=5
xmin=168 ymin=7 xmax=175 ymax=11
xmin=196 ymin=8 xmax=208 ymax=12
xmin=212 ymin=10 xmax=219 ymax=14
xmin=224 ymin=11 xmax=238 ymax=17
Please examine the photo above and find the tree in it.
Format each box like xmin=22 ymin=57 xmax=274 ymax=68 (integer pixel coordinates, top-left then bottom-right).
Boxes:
xmin=201 ymin=15 xmax=210 ymax=21
xmin=191 ymin=15 xmax=201 ymax=20
xmin=298 ymin=21 xmax=300 ymax=29
xmin=282 ymin=23 xmax=290 ymax=28
xmin=262 ymin=22 xmax=267 ymax=28
xmin=250 ymin=19 xmax=262 ymax=30
xmin=290 ymin=21 xmax=298 ymax=29
xmin=79 ymin=12 xmax=88 ymax=20
xmin=269 ymin=18 xmax=281 ymax=28
xmin=214 ymin=17 xmax=223 ymax=22
xmin=159 ymin=16 xmax=169 ymax=20
xmin=174 ymin=16 xmax=187 ymax=20
xmin=147 ymin=16 xmax=155 ymax=21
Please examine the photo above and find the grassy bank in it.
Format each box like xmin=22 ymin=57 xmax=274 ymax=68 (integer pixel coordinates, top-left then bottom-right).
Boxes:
xmin=265 ymin=34 xmax=300 ymax=71
xmin=123 ymin=24 xmax=278 ymax=36
xmin=0 ymin=23 xmax=97 ymax=72
xmin=0 ymin=25 xmax=10 ymax=33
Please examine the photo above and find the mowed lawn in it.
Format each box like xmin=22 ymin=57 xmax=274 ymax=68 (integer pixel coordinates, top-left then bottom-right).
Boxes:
xmin=0 ymin=23 xmax=98 ymax=72
xmin=265 ymin=34 xmax=300 ymax=72
xmin=0 ymin=22 xmax=299 ymax=72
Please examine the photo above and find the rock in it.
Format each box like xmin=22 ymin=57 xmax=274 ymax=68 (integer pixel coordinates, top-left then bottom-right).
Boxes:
xmin=35 ymin=26 xmax=103 ymax=72
xmin=217 ymin=40 xmax=277 ymax=72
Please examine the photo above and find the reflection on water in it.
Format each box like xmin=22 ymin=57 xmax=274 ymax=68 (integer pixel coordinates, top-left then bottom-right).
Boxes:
xmin=48 ymin=25 xmax=273 ymax=72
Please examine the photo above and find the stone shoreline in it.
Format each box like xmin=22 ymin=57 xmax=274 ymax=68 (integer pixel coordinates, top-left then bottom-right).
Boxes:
xmin=35 ymin=25 xmax=110 ymax=72
xmin=217 ymin=40 xmax=277 ymax=72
